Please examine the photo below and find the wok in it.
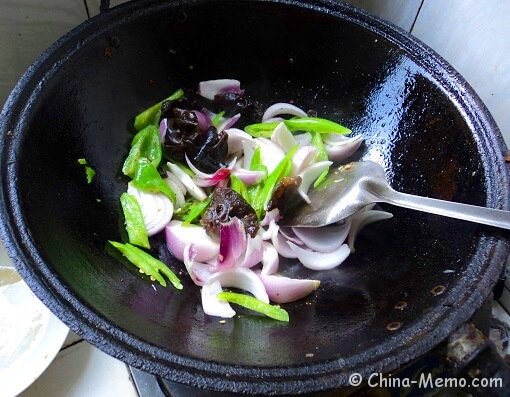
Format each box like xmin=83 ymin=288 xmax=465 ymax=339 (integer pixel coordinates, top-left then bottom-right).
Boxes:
xmin=1 ymin=0 xmax=509 ymax=394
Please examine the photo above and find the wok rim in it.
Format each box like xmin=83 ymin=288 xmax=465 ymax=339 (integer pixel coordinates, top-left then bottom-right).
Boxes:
xmin=1 ymin=0 xmax=509 ymax=394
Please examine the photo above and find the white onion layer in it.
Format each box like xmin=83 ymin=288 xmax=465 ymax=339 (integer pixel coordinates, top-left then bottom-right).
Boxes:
xmin=242 ymin=139 xmax=258 ymax=169
xmin=264 ymin=117 xmax=285 ymax=123
xmin=325 ymin=135 xmax=364 ymax=162
xmin=165 ymin=172 xmax=187 ymax=196
xmin=270 ymin=224 xmax=297 ymax=258
xmin=199 ymin=79 xmax=241 ymax=100
xmin=261 ymin=242 xmax=279 ymax=275
xmin=201 ymin=280 xmax=236 ymax=318
xmin=239 ymin=235 xmax=264 ymax=268
xmin=255 ymin=138 xmax=285 ymax=174
xmin=127 ymin=183 xmax=174 ymax=236
xmin=217 ymin=114 xmax=241 ymax=133
xmin=292 ymin=221 xmax=351 ymax=253
xmin=232 ymin=169 xmax=265 ymax=185
xmin=260 ymin=209 xmax=281 ymax=227
xmin=262 ymin=103 xmax=307 ymax=121
xmin=348 ymin=209 xmax=393 ymax=252
xmin=288 ymin=242 xmax=351 ymax=270
xmin=271 ymin=122 xmax=296 ymax=152
xmin=297 ymin=161 xmax=333 ymax=203
xmin=167 ymin=162 xmax=207 ymax=201
xmin=206 ymin=267 xmax=269 ymax=303
xmin=291 ymin=146 xmax=318 ymax=176
xmin=323 ymin=133 xmax=350 ymax=144
xmin=225 ymin=128 xmax=254 ymax=155
xmin=258 ymin=273 xmax=320 ymax=304
xmin=183 ymin=243 xmax=214 ymax=286
xmin=294 ymin=132 xmax=312 ymax=146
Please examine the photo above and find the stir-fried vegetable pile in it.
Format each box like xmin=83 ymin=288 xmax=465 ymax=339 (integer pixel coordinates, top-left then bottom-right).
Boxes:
xmin=106 ymin=79 xmax=392 ymax=321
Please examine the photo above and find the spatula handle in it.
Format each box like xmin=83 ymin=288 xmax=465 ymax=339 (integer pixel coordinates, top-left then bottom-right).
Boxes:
xmin=383 ymin=189 xmax=510 ymax=230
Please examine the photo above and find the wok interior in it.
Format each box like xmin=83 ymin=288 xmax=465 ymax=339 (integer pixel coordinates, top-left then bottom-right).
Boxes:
xmin=16 ymin=1 xmax=492 ymax=368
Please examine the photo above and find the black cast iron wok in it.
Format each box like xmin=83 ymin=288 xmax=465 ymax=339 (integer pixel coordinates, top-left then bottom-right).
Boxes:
xmin=1 ymin=0 xmax=509 ymax=395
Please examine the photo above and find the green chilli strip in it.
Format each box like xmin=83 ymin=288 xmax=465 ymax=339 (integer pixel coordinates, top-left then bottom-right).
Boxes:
xmin=249 ymin=146 xmax=268 ymax=175
xmin=122 ymin=125 xmax=162 ymax=177
xmin=132 ymin=158 xmax=176 ymax=203
xmin=211 ymin=111 xmax=225 ymax=127
xmin=230 ymin=175 xmax=249 ymax=202
xmin=217 ymin=292 xmax=289 ymax=322
xmin=311 ymin=132 xmax=329 ymax=188
xmin=109 ymin=241 xmax=182 ymax=289
xmin=252 ymin=145 xmax=298 ymax=216
xmin=77 ymin=158 xmax=96 ymax=184
xmin=120 ymin=193 xmax=150 ymax=249
xmin=183 ymin=196 xmax=212 ymax=225
xmin=244 ymin=117 xmax=351 ymax=138
xmin=134 ymin=88 xmax=184 ymax=131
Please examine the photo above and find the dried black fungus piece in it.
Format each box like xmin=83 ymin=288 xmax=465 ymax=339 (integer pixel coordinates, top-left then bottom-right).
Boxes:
xmin=159 ymin=89 xmax=204 ymax=122
xmin=267 ymin=176 xmax=302 ymax=212
xmin=213 ymin=92 xmax=262 ymax=127
xmin=202 ymin=187 xmax=259 ymax=237
xmin=162 ymin=107 xmax=228 ymax=173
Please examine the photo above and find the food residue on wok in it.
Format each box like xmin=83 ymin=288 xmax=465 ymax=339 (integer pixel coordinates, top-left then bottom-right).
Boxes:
xmin=108 ymin=79 xmax=392 ymax=321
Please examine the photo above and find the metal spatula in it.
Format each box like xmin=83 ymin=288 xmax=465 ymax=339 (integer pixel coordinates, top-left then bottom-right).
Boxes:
xmin=280 ymin=161 xmax=510 ymax=229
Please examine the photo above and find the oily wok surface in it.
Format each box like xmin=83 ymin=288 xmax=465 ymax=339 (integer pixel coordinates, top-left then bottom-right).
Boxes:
xmin=1 ymin=0 xmax=509 ymax=393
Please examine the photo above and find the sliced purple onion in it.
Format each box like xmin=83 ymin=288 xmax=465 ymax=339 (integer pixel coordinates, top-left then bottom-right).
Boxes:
xmin=238 ymin=235 xmax=264 ymax=269
xmin=183 ymin=244 xmax=214 ymax=286
xmin=159 ymin=118 xmax=168 ymax=141
xmin=194 ymin=168 xmax=232 ymax=187
xmin=291 ymin=146 xmax=318 ymax=176
xmin=193 ymin=110 xmax=212 ymax=132
xmin=288 ymin=242 xmax=351 ymax=271
xmin=292 ymin=221 xmax=351 ymax=253
xmin=186 ymin=155 xmax=235 ymax=187
xmin=165 ymin=221 xmax=219 ymax=262
xmin=206 ymin=267 xmax=269 ymax=303
xmin=217 ymin=218 xmax=247 ymax=270
xmin=217 ymin=113 xmax=241 ymax=133
xmin=167 ymin=162 xmax=207 ymax=201
xmin=199 ymin=79 xmax=243 ymax=100
xmin=255 ymin=137 xmax=285 ymax=173
xmin=201 ymin=280 xmax=236 ymax=318
xmin=260 ymin=208 xmax=281 ymax=227
xmin=262 ymin=103 xmax=307 ymax=122
xmin=294 ymin=132 xmax=312 ymax=146
xmin=225 ymin=128 xmax=254 ymax=155
xmin=261 ymin=242 xmax=279 ymax=275
xmin=201 ymin=107 xmax=216 ymax=120
xmin=297 ymin=161 xmax=333 ymax=204
xmin=231 ymin=169 xmax=265 ymax=185
xmin=271 ymin=122 xmax=296 ymax=152
xmin=348 ymin=209 xmax=393 ymax=252
xmin=325 ymin=136 xmax=364 ymax=162
xmin=279 ymin=227 xmax=304 ymax=246
xmin=270 ymin=224 xmax=297 ymax=259
xmin=257 ymin=273 xmax=320 ymax=303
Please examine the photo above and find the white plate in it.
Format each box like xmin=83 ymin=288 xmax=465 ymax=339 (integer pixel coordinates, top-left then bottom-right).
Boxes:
xmin=0 ymin=242 xmax=69 ymax=397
